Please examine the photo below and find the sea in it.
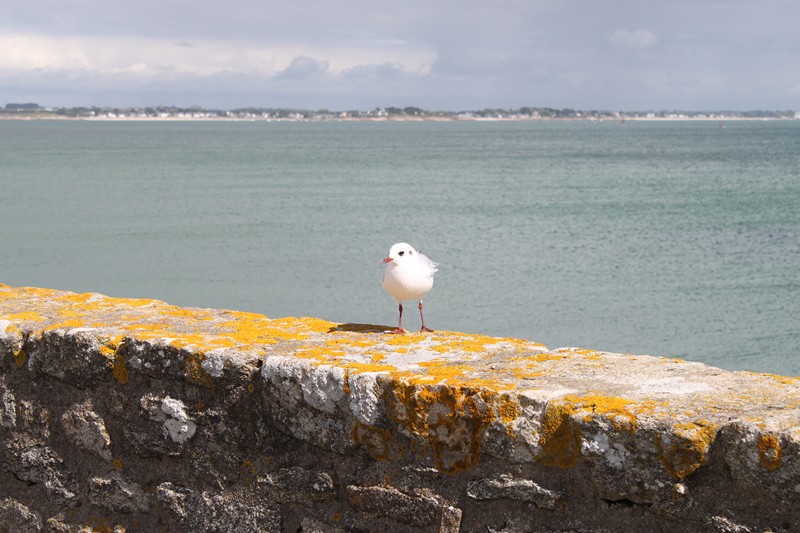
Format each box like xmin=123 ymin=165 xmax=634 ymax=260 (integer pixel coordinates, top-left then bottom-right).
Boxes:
xmin=1 ymin=119 xmax=798 ymax=375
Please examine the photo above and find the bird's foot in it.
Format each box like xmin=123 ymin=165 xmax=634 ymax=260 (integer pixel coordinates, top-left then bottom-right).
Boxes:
xmin=420 ymin=326 xmax=433 ymax=333
xmin=386 ymin=327 xmax=407 ymax=334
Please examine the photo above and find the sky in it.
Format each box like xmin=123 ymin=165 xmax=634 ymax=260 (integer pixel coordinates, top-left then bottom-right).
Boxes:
xmin=2 ymin=0 xmax=799 ymax=111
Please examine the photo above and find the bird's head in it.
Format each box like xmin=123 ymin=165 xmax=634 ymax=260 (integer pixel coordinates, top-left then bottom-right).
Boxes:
xmin=382 ymin=242 xmax=417 ymax=265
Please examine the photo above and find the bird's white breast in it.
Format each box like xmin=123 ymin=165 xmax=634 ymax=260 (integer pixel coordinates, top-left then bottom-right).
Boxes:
xmin=383 ymin=260 xmax=435 ymax=302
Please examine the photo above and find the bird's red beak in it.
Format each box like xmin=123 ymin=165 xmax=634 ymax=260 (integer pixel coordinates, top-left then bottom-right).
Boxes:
xmin=382 ymin=256 xmax=393 ymax=264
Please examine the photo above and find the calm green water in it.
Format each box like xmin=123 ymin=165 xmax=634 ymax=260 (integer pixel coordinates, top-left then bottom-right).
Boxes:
xmin=1 ymin=119 xmax=798 ymax=375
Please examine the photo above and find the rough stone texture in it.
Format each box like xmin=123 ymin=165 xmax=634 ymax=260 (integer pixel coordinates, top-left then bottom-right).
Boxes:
xmin=466 ymin=474 xmax=563 ymax=509
xmin=88 ymin=474 xmax=150 ymax=513
xmin=1 ymin=284 xmax=799 ymax=532
xmin=60 ymin=401 xmax=113 ymax=461
xmin=0 ymin=497 xmax=43 ymax=532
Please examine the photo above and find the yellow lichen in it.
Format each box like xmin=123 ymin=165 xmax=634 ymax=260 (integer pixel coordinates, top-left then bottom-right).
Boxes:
xmin=44 ymin=319 xmax=86 ymax=331
xmin=656 ymin=420 xmax=717 ymax=479
xmin=57 ymin=307 xmax=87 ymax=318
xmin=382 ymin=332 xmax=428 ymax=346
xmin=562 ymin=394 xmax=639 ymax=432
xmin=13 ymin=347 xmax=27 ymax=368
xmin=509 ymin=367 xmax=545 ymax=380
xmin=539 ymin=401 xmax=581 ymax=468
xmin=389 ymin=382 xmax=502 ymax=473
xmin=426 ymin=332 xmax=535 ymax=354
xmin=56 ymin=292 xmax=100 ymax=305
xmin=757 ymin=434 xmax=782 ymax=471
xmin=340 ymin=361 xmax=396 ymax=373
xmin=564 ymin=348 xmax=598 ymax=356
xmin=112 ymin=353 xmax=128 ymax=385
xmin=417 ymin=361 xmax=476 ymax=382
xmin=342 ymin=369 xmax=351 ymax=396
xmin=764 ymin=374 xmax=798 ymax=386
xmin=294 ymin=346 xmax=346 ymax=362
xmin=184 ymin=352 xmax=215 ymax=390
xmin=98 ymin=335 xmax=125 ymax=359
xmin=367 ymin=351 xmax=386 ymax=363
xmin=3 ymin=311 xmax=45 ymax=322
xmin=352 ymin=421 xmax=392 ymax=461
xmin=467 ymin=377 xmax=517 ymax=392
xmin=326 ymin=337 xmax=377 ymax=349
xmin=498 ymin=395 xmax=522 ymax=425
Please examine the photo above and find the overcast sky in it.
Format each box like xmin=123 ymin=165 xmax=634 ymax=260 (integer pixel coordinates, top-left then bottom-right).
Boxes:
xmin=2 ymin=0 xmax=799 ymax=110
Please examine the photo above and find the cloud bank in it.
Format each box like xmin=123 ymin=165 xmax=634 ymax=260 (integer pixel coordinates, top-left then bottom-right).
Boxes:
xmin=2 ymin=0 xmax=800 ymax=110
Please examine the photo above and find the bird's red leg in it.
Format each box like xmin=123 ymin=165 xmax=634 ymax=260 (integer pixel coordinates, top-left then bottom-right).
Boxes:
xmin=387 ymin=303 xmax=407 ymax=334
xmin=419 ymin=301 xmax=433 ymax=332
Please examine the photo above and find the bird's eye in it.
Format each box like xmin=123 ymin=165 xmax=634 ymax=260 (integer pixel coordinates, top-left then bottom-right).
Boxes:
xmin=409 ymin=250 xmax=413 ymax=255
xmin=398 ymin=251 xmax=404 ymax=256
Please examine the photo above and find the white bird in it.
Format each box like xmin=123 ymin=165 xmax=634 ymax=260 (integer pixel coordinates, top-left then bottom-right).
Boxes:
xmin=382 ymin=242 xmax=438 ymax=334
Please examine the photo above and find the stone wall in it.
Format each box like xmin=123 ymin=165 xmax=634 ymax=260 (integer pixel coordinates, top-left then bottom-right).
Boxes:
xmin=1 ymin=284 xmax=798 ymax=532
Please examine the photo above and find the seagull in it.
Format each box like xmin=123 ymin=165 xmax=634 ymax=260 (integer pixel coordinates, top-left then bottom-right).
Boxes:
xmin=382 ymin=242 xmax=438 ymax=334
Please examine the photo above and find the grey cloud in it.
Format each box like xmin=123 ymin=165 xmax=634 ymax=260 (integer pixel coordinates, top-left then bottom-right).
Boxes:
xmin=609 ymin=29 xmax=657 ymax=50
xmin=340 ymin=63 xmax=406 ymax=80
xmin=276 ymin=56 xmax=329 ymax=80
xmin=3 ymin=0 xmax=800 ymax=110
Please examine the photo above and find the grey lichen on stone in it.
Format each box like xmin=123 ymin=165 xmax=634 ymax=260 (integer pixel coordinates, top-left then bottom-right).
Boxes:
xmin=160 ymin=396 xmax=197 ymax=444
xmin=258 ymin=466 xmax=336 ymax=503
xmin=60 ymin=400 xmax=113 ymax=461
xmin=4 ymin=442 xmax=79 ymax=505
xmin=156 ymin=482 xmax=281 ymax=531
xmin=346 ymin=484 xmax=460 ymax=530
xmin=88 ymin=473 xmax=150 ymax=513
xmin=0 ymin=382 xmax=17 ymax=429
xmin=466 ymin=474 xmax=562 ymax=509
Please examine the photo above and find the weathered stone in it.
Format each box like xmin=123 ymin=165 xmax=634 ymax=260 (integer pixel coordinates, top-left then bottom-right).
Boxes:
xmin=0 ymin=497 xmax=43 ymax=532
xmin=258 ymin=466 xmax=335 ymax=503
xmin=704 ymin=515 xmax=754 ymax=532
xmin=88 ymin=473 xmax=149 ymax=513
xmin=1 ymin=284 xmax=800 ymax=532
xmin=439 ymin=503 xmax=463 ymax=533
xmin=0 ymin=318 xmax=23 ymax=364
xmin=42 ymin=516 xmax=77 ymax=533
xmin=260 ymin=357 xmax=354 ymax=453
xmin=346 ymin=485 xmax=441 ymax=527
xmin=719 ymin=421 xmax=800 ymax=507
xmin=160 ymin=396 xmax=197 ymax=444
xmin=17 ymin=400 xmax=50 ymax=440
xmin=467 ymin=473 xmax=562 ymax=509
xmin=60 ymin=401 xmax=112 ymax=461
xmin=26 ymin=329 xmax=109 ymax=389
xmin=3 ymin=441 xmax=78 ymax=505
xmin=298 ymin=517 xmax=347 ymax=533
xmin=45 ymin=515 xmax=124 ymax=533
xmin=0 ymin=383 xmax=16 ymax=429
xmin=156 ymin=482 xmax=281 ymax=532
xmin=650 ymin=481 xmax=697 ymax=520
xmin=126 ymin=393 xmax=197 ymax=457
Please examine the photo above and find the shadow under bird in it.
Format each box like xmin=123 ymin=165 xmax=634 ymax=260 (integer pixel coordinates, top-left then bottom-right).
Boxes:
xmin=381 ymin=242 xmax=438 ymax=334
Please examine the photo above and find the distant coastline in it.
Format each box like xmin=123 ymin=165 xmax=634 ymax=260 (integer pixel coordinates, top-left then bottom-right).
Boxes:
xmin=2 ymin=114 xmax=797 ymax=123
xmin=2 ymin=103 xmax=797 ymax=122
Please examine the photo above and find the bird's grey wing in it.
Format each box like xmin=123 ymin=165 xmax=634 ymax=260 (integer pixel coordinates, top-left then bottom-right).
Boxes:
xmin=418 ymin=252 xmax=439 ymax=274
